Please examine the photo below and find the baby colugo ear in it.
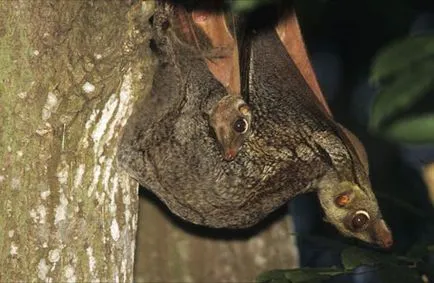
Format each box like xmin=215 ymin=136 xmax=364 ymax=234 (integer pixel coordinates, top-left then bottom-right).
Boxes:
xmin=239 ymin=103 xmax=250 ymax=115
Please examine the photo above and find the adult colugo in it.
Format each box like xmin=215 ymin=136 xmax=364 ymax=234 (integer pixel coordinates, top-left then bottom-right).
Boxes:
xmin=117 ymin=1 xmax=393 ymax=249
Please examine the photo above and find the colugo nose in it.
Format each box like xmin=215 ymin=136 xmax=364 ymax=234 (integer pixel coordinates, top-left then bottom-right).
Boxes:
xmin=223 ymin=149 xmax=236 ymax=161
xmin=372 ymin=219 xmax=393 ymax=248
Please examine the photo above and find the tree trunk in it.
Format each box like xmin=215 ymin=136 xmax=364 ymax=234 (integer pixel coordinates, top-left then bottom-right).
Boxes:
xmin=423 ymin=164 xmax=434 ymax=206
xmin=0 ymin=1 xmax=154 ymax=281
xmin=0 ymin=1 xmax=299 ymax=281
xmin=135 ymin=191 xmax=298 ymax=282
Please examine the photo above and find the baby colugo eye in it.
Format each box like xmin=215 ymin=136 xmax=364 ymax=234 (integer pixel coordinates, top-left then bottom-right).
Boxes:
xmin=233 ymin=118 xmax=248 ymax=133
xmin=351 ymin=210 xmax=370 ymax=231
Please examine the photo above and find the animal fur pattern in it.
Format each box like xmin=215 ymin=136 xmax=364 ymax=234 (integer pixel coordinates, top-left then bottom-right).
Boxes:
xmin=117 ymin=1 xmax=393 ymax=248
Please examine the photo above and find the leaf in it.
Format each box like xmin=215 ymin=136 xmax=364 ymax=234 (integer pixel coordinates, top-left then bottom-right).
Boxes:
xmin=341 ymin=247 xmax=396 ymax=270
xmin=369 ymin=59 xmax=434 ymax=130
xmin=229 ymin=0 xmax=275 ymax=12
xmin=406 ymin=243 xmax=429 ymax=259
xmin=257 ymin=270 xmax=287 ymax=283
xmin=382 ymin=114 xmax=434 ymax=143
xmin=418 ymin=262 xmax=434 ymax=281
xmin=378 ymin=266 xmax=424 ymax=283
xmin=256 ymin=268 xmax=344 ymax=283
xmin=371 ymin=35 xmax=434 ymax=83
xmin=341 ymin=248 xmax=422 ymax=283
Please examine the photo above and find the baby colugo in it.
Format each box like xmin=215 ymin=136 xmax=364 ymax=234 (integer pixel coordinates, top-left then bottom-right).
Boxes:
xmin=189 ymin=10 xmax=251 ymax=161
xmin=209 ymin=95 xmax=251 ymax=161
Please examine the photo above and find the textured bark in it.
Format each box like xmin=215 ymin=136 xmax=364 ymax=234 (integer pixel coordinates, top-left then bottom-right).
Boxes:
xmin=0 ymin=1 xmax=154 ymax=281
xmin=0 ymin=1 xmax=299 ymax=281
xmin=423 ymin=163 xmax=434 ymax=206
xmin=135 ymin=192 xmax=298 ymax=283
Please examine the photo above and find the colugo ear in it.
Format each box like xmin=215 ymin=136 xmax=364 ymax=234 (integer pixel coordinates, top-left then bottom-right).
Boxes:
xmin=337 ymin=124 xmax=369 ymax=173
xmin=238 ymin=104 xmax=250 ymax=115
xmin=335 ymin=191 xmax=353 ymax=207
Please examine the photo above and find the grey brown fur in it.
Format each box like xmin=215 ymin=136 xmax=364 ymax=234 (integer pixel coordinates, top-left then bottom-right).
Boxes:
xmin=117 ymin=3 xmax=392 ymax=247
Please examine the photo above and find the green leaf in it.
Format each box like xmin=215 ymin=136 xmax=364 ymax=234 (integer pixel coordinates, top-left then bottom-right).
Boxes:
xmin=229 ymin=0 xmax=275 ymax=12
xmin=341 ymin=247 xmax=396 ymax=270
xmin=428 ymin=245 xmax=434 ymax=252
xmin=257 ymin=268 xmax=345 ymax=283
xmin=406 ymin=243 xmax=429 ymax=259
xmin=382 ymin=114 xmax=434 ymax=143
xmin=257 ymin=270 xmax=287 ymax=283
xmin=418 ymin=262 xmax=434 ymax=281
xmin=371 ymin=35 xmax=434 ymax=83
xmin=378 ymin=266 xmax=424 ymax=283
xmin=369 ymin=59 xmax=434 ymax=130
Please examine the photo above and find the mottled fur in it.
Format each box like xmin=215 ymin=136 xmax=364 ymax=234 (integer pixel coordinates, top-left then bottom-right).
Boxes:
xmin=117 ymin=2 xmax=392 ymax=247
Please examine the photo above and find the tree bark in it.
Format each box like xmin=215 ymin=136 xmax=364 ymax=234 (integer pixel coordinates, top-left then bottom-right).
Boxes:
xmin=423 ymin=163 xmax=434 ymax=206
xmin=0 ymin=1 xmax=154 ymax=281
xmin=135 ymin=192 xmax=298 ymax=282
xmin=0 ymin=1 xmax=299 ymax=281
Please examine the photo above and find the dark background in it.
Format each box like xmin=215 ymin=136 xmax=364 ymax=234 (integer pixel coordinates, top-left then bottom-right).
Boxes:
xmin=290 ymin=0 xmax=434 ymax=267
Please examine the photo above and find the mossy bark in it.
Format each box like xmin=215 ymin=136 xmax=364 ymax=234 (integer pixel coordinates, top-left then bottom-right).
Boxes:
xmin=0 ymin=1 xmax=299 ymax=281
xmin=0 ymin=1 xmax=154 ymax=281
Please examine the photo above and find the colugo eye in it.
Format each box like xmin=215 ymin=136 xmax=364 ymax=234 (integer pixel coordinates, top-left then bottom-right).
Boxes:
xmin=233 ymin=118 xmax=248 ymax=134
xmin=351 ymin=210 xmax=370 ymax=231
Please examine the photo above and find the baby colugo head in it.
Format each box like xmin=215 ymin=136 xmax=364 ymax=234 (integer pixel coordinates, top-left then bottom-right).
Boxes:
xmin=209 ymin=95 xmax=252 ymax=161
